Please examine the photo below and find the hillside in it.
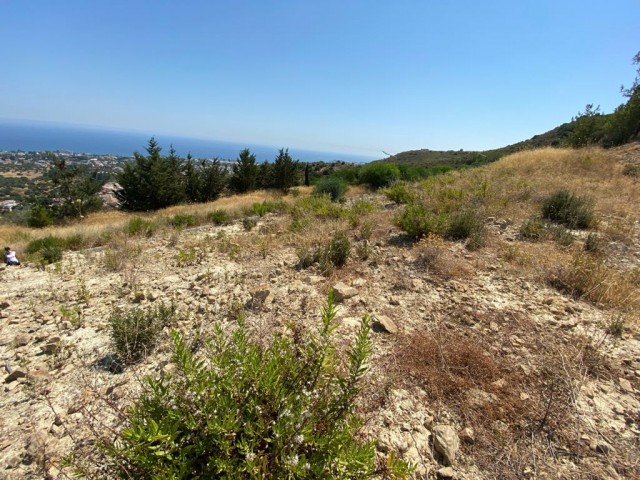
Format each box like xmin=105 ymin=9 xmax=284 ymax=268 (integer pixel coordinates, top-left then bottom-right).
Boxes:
xmin=382 ymin=121 xmax=580 ymax=167
xmin=1 ymin=145 xmax=639 ymax=479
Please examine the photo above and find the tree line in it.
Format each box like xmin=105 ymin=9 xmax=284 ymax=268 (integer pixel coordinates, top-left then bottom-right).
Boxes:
xmin=566 ymin=50 xmax=640 ymax=148
xmin=115 ymin=138 xmax=301 ymax=211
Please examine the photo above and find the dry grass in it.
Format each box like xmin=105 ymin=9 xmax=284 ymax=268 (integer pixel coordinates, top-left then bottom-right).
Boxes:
xmin=414 ymin=235 xmax=472 ymax=279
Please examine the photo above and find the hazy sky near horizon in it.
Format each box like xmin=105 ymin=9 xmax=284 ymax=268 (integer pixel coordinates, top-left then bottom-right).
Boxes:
xmin=1 ymin=1 xmax=638 ymax=157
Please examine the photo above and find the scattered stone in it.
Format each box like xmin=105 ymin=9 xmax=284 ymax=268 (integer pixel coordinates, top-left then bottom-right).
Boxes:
xmin=332 ymin=282 xmax=357 ymax=302
xmin=305 ymin=275 xmax=323 ymax=285
xmin=432 ymin=424 xmax=460 ymax=466
xmin=437 ymin=466 xmax=456 ymax=479
xmin=593 ymin=440 xmax=612 ymax=455
xmin=460 ymin=427 xmax=475 ymax=444
xmin=619 ymin=377 xmax=634 ymax=394
xmin=41 ymin=337 xmax=62 ymax=354
xmin=372 ymin=315 xmax=398 ymax=334
xmin=5 ymin=367 xmax=27 ymax=383
xmin=13 ymin=334 xmax=31 ymax=347
xmin=249 ymin=284 xmax=271 ymax=306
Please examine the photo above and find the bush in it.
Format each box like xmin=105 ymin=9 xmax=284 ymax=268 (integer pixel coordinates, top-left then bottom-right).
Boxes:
xmin=243 ymin=216 xmax=257 ymax=231
xmin=359 ymin=162 xmax=401 ymax=189
xmin=383 ymin=181 xmax=416 ymax=204
xmin=326 ymin=231 xmax=351 ymax=267
xmin=584 ymin=232 xmax=603 ymax=254
xmin=313 ymin=177 xmax=348 ymax=201
xmin=109 ymin=302 xmax=175 ymax=364
xmin=25 ymin=235 xmax=65 ymax=264
xmin=170 ymin=213 xmax=197 ymax=230
xmin=296 ymin=232 xmax=351 ymax=272
xmin=125 ymin=217 xmax=157 ymax=237
xmin=246 ymin=200 xmax=288 ymax=217
xmin=395 ymin=204 xmax=447 ymax=239
xmin=100 ymin=293 xmax=405 ymax=479
xmin=27 ymin=205 xmax=53 ymax=228
xmin=208 ymin=209 xmax=231 ymax=225
xmin=519 ymin=218 xmax=546 ymax=241
xmin=444 ymin=210 xmax=486 ymax=247
xmin=541 ymin=189 xmax=595 ymax=229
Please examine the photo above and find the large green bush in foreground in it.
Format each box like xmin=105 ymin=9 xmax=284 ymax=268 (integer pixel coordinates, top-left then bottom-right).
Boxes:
xmin=102 ymin=293 xmax=408 ymax=479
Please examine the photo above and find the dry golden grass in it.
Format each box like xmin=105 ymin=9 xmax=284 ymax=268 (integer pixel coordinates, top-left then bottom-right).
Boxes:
xmin=0 ymin=190 xmax=298 ymax=256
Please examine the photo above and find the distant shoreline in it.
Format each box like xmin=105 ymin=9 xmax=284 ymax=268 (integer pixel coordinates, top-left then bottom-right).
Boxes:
xmin=0 ymin=119 xmax=377 ymax=163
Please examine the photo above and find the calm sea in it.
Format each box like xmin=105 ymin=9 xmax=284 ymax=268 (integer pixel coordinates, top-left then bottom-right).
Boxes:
xmin=0 ymin=119 xmax=376 ymax=163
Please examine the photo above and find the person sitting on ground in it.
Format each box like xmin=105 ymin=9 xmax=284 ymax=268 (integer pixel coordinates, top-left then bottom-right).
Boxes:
xmin=4 ymin=247 xmax=20 ymax=266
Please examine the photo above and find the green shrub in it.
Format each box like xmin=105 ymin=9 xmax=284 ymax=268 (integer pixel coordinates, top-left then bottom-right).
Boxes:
xmin=246 ymin=200 xmax=288 ymax=217
xmin=313 ymin=177 xmax=348 ymax=201
xmin=170 ymin=213 xmax=197 ymax=230
xmin=359 ymin=162 xmax=401 ymax=189
xmin=109 ymin=302 xmax=175 ymax=364
xmin=288 ymin=217 xmax=311 ymax=233
xmin=549 ymin=225 xmax=575 ymax=247
xmin=383 ymin=181 xmax=416 ymax=204
xmin=395 ymin=204 xmax=447 ymax=239
xmin=243 ymin=216 xmax=257 ymax=231
xmin=208 ymin=209 xmax=232 ymax=225
xmin=444 ymin=210 xmax=486 ymax=243
xmin=294 ymin=195 xmax=346 ymax=219
xmin=64 ymin=234 xmax=84 ymax=251
xmin=519 ymin=218 xmax=546 ymax=241
xmin=25 ymin=235 xmax=65 ymax=264
xmin=27 ymin=205 xmax=53 ymax=228
xmin=125 ymin=217 xmax=157 ymax=237
xmin=101 ymin=293 xmax=406 ymax=479
xmin=326 ymin=231 xmax=351 ymax=267
xmin=541 ymin=189 xmax=594 ymax=229
xmin=297 ymin=232 xmax=351 ymax=271
xmin=584 ymin=232 xmax=603 ymax=254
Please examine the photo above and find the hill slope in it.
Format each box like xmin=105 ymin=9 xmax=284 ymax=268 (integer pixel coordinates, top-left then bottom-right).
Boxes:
xmin=1 ymin=146 xmax=639 ymax=479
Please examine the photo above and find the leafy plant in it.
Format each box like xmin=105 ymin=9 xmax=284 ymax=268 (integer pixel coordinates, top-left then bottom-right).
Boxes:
xmin=176 ymin=247 xmax=202 ymax=266
xmin=325 ymin=231 xmax=351 ymax=267
xmin=519 ymin=217 xmax=546 ymax=241
xmin=395 ymin=204 xmax=447 ymax=239
xmin=101 ymin=293 xmax=405 ymax=479
xmin=444 ymin=209 xmax=486 ymax=249
xmin=313 ymin=177 xmax=348 ymax=202
xmin=208 ymin=209 xmax=232 ymax=225
xmin=541 ymin=189 xmax=595 ymax=229
xmin=109 ymin=302 xmax=176 ymax=364
xmin=125 ymin=217 xmax=157 ymax=237
xmin=170 ymin=213 xmax=197 ymax=230
xmin=383 ymin=181 xmax=415 ymax=204
xmin=243 ymin=216 xmax=257 ymax=231
xmin=25 ymin=235 xmax=65 ymax=264
xmin=359 ymin=162 xmax=401 ymax=189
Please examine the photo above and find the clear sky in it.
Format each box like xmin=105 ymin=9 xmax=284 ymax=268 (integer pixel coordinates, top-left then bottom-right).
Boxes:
xmin=1 ymin=1 xmax=638 ymax=157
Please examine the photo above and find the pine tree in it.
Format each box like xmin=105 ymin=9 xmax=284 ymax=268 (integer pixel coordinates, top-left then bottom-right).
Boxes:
xmin=116 ymin=138 xmax=186 ymax=211
xmin=271 ymin=148 xmax=299 ymax=192
xmin=229 ymin=148 xmax=258 ymax=194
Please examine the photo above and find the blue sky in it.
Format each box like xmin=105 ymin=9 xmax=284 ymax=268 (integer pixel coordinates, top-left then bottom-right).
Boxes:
xmin=1 ymin=1 xmax=638 ymax=157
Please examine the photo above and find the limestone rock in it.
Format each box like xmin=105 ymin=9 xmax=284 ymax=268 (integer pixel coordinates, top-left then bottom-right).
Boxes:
xmin=432 ymin=424 xmax=460 ymax=466
xmin=372 ymin=314 xmax=398 ymax=334
xmin=619 ymin=377 xmax=634 ymax=394
xmin=333 ymin=282 xmax=357 ymax=302
xmin=437 ymin=466 xmax=456 ymax=479
xmin=5 ymin=367 xmax=28 ymax=383
xmin=13 ymin=334 xmax=31 ymax=347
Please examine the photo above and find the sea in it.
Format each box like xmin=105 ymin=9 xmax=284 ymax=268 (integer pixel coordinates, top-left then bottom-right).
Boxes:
xmin=0 ymin=119 xmax=377 ymax=163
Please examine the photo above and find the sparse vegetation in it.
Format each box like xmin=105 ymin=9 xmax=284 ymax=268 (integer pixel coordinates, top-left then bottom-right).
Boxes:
xmin=208 ymin=209 xmax=232 ymax=225
xmin=124 ymin=217 xmax=157 ymax=237
xmin=99 ymin=294 xmax=408 ymax=479
xmin=313 ymin=176 xmax=348 ymax=201
xmin=109 ymin=302 xmax=176 ymax=364
xmin=541 ymin=189 xmax=595 ymax=229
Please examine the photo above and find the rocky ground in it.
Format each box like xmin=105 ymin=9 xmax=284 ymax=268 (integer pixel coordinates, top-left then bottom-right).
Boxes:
xmin=1 ymin=189 xmax=639 ymax=479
